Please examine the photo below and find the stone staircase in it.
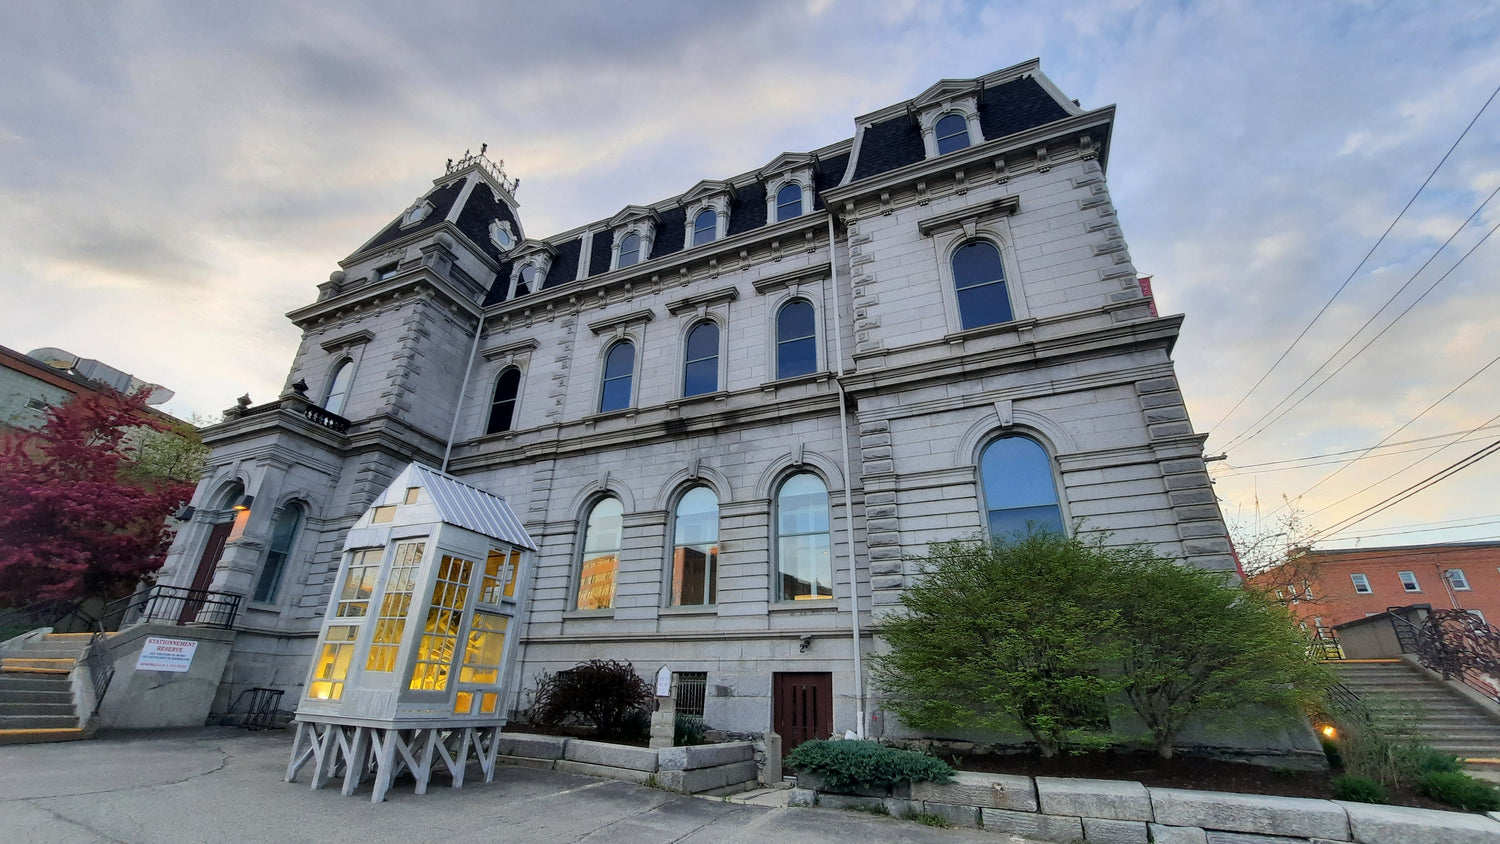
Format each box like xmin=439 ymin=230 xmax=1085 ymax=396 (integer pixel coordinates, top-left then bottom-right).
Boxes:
xmin=1332 ymin=659 xmax=1500 ymax=764
xmin=0 ymin=632 xmax=93 ymax=744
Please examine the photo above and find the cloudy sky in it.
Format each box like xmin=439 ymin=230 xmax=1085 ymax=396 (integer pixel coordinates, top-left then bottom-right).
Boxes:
xmin=2 ymin=1 xmax=1497 ymax=552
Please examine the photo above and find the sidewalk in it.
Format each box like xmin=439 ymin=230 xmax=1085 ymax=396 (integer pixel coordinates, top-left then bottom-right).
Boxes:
xmin=0 ymin=728 xmax=1020 ymax=843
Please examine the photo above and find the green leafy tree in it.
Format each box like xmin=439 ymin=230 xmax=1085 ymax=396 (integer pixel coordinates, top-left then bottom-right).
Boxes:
xmin=1112 ymin=555 xmax=1331 ymax=758
xmin=873 ymin=533 xmax=1129 ymax=757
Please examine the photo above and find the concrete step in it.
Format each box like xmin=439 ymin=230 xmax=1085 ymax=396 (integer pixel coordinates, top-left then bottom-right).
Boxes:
xmin=0 ymin=715 xmax=78 ymax=730
xmin=0 ymin=676 xmax=72 ymax=693
xmin=0 ymin=702 xmax=75 ymax=718
xmin=1 ymin=658 xmax=73 ymax=674
xmin=0 ymin=689 xmax=72 ymax=705
xmin=0 ymin=727 xmax=86 ymax=746
xmin=13 ymin=645 xmax=87 ymax=659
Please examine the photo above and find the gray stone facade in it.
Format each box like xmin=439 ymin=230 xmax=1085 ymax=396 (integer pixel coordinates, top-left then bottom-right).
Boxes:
xmin=161 ymin=60 xmax=1239 ymax=747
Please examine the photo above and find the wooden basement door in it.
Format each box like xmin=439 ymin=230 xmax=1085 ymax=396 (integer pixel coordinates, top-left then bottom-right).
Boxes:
xmin=773 ymin=671 xmax=832 ymax=755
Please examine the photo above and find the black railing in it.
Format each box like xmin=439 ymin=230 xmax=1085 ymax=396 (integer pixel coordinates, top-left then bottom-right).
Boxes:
xmin=1386 ymin=605 xmax=1500 ymax=703
xmin=109 ymin=585 xmax=241 ymax=630
xmin=225 ymin=687 xmax=285 ymax=730
xmin=1310 ymin=633 xmax=1344 ymax=661
xmin=675 ymin=671 xmax=707 ymax=717
xmin=300 ymin=403 xmax=350 ymax=434
xmin=83 ymin=628 xmax=114 ymax=706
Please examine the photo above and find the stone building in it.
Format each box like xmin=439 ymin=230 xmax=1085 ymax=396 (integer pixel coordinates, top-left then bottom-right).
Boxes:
xmin=161 ymin=59 xmax=1235 ymax=748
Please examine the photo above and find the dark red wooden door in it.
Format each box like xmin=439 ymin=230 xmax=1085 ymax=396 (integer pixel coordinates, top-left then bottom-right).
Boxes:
xmin=180 ymin=521 xmax=232 ymax=623
xmin=773 ymin=672 xmax=832 ymax=755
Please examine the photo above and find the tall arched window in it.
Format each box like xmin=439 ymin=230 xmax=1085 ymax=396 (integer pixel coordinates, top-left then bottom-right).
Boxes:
xmin=935 ymin=113 xmax=971 ymax=154
xmin=618 ymin=232 xmax=642 ymax=268
xmin=253 ymin=502 xmax=303 ymax=603
xmin=486 ymin=368 xmax=521 ymax=434
xmin=671 ymin=487 xmax=718 ymax=606
xmin=683 ymin=322 xmax=719 ymax=397
xmin=776 ymin=183 xmax=803 ymax=222
xmin=776 ymin=473 xmax=832 ymax=601
xmin=776 ymin=300 xmax=817 ymax=379
xmin=953 ymin=241 xmax=1013 ymax=330
xmin=979 ymin=436 xmax=1064 ymax=540
xmin=693 ymin=209 xmax=717 ymax=246
xmin=576 ymin=497 xmax=624 ymax=610
xmin=324 ymin=359 xmax=353 ymax=416
xmin=599 ymin=341 xmax=635 ymax=412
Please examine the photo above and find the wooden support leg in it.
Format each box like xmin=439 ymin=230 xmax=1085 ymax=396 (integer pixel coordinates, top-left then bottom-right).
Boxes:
xmin=369 ymin=729 xmax=398 ymax=804
xmin=285 ymin=721 xmax=316 ymax=783
xmin=412 ymin=730 xmax=437 ymax=795
xmin=476 ymin=726 xmax=500 ymax=783
xmin=310 ymin=723 xmax=339 ymax=790
xmin=341 ymin=727 xmax=369 ymax=797
xmin=450 ymin=728 xmax=472 ymax=789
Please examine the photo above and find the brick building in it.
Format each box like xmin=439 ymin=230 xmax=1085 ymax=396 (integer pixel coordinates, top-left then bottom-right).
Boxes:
xmin=1261 ymin=542 xmax=1500 ymax=630
xmin=160 ymin=60 xmax=1249 ymax=750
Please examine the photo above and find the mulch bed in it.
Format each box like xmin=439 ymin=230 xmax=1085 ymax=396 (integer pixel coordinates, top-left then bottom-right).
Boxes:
xmin=944 ymin=749 xmax=1452 ymax=811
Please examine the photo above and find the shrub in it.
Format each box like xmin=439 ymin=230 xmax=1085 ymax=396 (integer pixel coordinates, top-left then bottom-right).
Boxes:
xmin=529 ymin=659 xmax=654 ymax=739
xmin=900 ymin=810 xmax=952 ymax=827
xmin=1416 ymin=750 xmax=1463 ymax=774
xmin=784 ymin=739 xmax=953 ymax=792
xmin=618 ymin=707 xmax=652 ymax=742
xmin=675 ymin=713 xmax=707 ymax=746
xmin=1325 ymin=693 xmax=1434 ymax=788
xmin=1418 ymin=771 xmax=1500 ymax=812
xmin=1330 ymin=774 xmax=1388 ymax=804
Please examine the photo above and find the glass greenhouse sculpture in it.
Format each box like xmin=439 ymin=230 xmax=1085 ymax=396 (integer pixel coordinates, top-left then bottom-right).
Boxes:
xmin=285 ymin=463 xmax=536 ymax=802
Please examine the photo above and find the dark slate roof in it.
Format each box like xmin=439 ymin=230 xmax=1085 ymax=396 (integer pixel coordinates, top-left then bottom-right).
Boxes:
xmin=543 ymin=237 xmax=582 ymax=289
xmin=587 ymin=230 xmax=614 ymax=277
xmin=851 ymin=115 xmax=924 ymax=181
xmin=360 ymin=178 xmax=465 ymax=256
xmin=977 ymin=76 xmax=1070 ymax=144
xmin=812 ymin=152 xmax=850 ymax=210
xmin=725 ymin=182 xmax=767 ymax=237
xmin=482 ymin=258 xmax=514 ymax=306
xmin=453 ymin=182 xmax=519 ymax=264
xmin=649 ymin=206 xmax=686 ymax=261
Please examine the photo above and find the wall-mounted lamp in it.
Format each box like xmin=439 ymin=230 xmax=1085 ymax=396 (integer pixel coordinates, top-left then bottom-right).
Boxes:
xmin=173 ymin=505 xmax=196 ymax=522
xmin=233 ymin=495 xmax=255 ymax=512
xmin=799 ymin=635 xmax=812 ymax=653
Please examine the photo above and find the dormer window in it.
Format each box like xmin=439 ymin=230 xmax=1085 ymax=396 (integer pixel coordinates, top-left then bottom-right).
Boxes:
xmin=518 ymin=265 xmax=538 ymax=295
xmin=693 ymin=209 xmax=717 ymax=246
xmin=400 ymin=200 xmax=433 ymax=228
xmin=776 ymin=183 xmax=804 ymax=222
xmin=935 ymin=113 xmax=971 ymax=154
xmin=372 ymin=263 xmax=398 ymax=282
xmin=489 ymin=220 xmax=516 ymax=252
xmin=618 ymin=233 xmax=642 ymax=268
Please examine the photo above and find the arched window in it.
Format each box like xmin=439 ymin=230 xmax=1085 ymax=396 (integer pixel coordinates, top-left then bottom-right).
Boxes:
xmin=486 ymin=368 xmax=521 ymax=434
xmin=693 ymin=209 xmax=718 ymax=246
xmin=671 ymin=487 xmax=718 ymax=606
xmin=953 ymin=241 xmax=1013 ymax=330
xmin=517 ymin=264 xmax=539 ymax=296
xmin=776 ymin=300 xmax=817 ymax=379
xmin=979 ymin=436 xmax=1064 ymax=540
xmin=253 ymin=502 xmax=303 ymax=603
xmin=599 ymin=341 xmax=635 ymax=412
xmin=683 ymin=322 xmax=719 ymax=397
xmin=323 ymin=359 xmax=353 ymax=416
xmin=776 ymin=183 xmax=803 ymax=222
xmin=618 ymin=232 xmax=642 ymax=268
xmin=776 ymin=473 xmax=832 ymax=601
xmin=576 ymin=497 xmax=624 ymax=610
xmin=935 ymin=113 xmax=970 ymax=154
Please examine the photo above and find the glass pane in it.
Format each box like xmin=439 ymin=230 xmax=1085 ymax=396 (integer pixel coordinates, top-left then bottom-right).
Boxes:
xmin=986 ymin=505 xmax=1065 ymax=540
xmin=674 ymin=487 xmax=719 ymax=545
xmin=578 ymin=498 xmax=623 ymax=610
xmin=777 ymin=184 xmax=802 ymax=221
xmin=956 ymin=281 xmax=1013 ymax=329
xmin=684 ymin=359 xmax=717 ymax=396
xmin=777 ymin=474 xmax=829 ymax=534
xmin=600 ymin=342 xmax=634 ymax=412
xmin=778 ymin=337 xmax=817 ymax=379
xmin=603 ymin=342 xmax=634 ymax=378
xmin=777 ymin=301 xmax=818 ymax=378
xmin=685 ymin=323 xmax=718 ymax=360
xmin=671 ymin=543 xmax=717 ymax=606
xmin=693 ymin=209 xmax=717 ymax=245
xmin=324 ymin=361 xmax=352 ymax=415
xmin=778 ymin=533 xmax=832 ymax=600
xmin=953 ymin=242 xmax=1005 ymax=290
xmin=408 ymin=554 xmax=473 ymax=692
xmin=487 ymin=368 xmax=521 ymax=434
xmin=619 ymin=233 xmax=640 ymax=267
xmin=936 ymin=113 xmax=970 ymax=154
xmin=980 ymin=438 xmax=1060 ymax=510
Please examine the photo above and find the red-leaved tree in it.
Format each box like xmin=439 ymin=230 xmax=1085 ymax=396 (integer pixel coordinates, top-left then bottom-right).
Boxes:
xmin=0 ymin=390 xmax=194 ymax=607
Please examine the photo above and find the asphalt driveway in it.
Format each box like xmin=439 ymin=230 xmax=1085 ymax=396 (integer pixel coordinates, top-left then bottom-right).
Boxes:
xmin=0 ymin=728 xmax=1029 ymax=843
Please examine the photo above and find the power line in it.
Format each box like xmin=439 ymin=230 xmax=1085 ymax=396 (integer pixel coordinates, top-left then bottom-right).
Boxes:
xmin=1213 ymin=423 xmax=1500 ymax=471
xmin=1332 ymin=519 xmax=1500 ymax=542
xmin=1272 ymin=351 xmax=1500 ymax=508
xmin=1218 ymin=441 xmax=1461 ymax=476
xmin=1310 ymin=410 xmax=1500 ymax=519
xmin=1205 ymin=80 xmax=1500 ymax=443
xmin=1221 ymin=194 xmax=1500 ymax=451
xmin=1307 ymin=437 xmax=1500 ymax=543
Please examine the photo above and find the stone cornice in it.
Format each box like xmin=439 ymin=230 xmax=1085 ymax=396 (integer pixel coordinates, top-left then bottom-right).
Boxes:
xmin=287 ymin=267 xmax=483 ymax=329
xmin=318 ymin=329 xmax=375 ymax=352
xmin=480 ymin=338 xmax=539 ymax=361
xmin=916 ymin=195 xmax=1020 ymax=236
xmin=665 ymin=286 xmax=739 ymax=315
xmin=751 ymin=262 xmax=832 ymax=295
xmin=587 ymin=308 xmax=655 ymax=335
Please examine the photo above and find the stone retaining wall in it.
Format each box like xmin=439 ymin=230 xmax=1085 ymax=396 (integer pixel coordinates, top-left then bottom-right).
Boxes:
xmin=792 ymin=771 xmax=1500 ymax=844
xmin=494 ymin=732 xmax=759 ymax=795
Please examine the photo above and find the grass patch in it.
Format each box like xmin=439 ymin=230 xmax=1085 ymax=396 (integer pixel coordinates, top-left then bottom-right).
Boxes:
xmin=900 ymin=810 xmax=953 ymax=828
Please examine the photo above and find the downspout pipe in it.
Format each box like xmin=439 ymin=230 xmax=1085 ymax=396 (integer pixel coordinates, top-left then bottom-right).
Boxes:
xmin=442 ymin=310 xmax=485 ymax=473
xmin=828 ymin=214 xmax=866 ymax=740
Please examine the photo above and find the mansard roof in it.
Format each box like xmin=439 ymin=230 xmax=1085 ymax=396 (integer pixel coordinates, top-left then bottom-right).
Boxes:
xmin=468 ymin=60 xmax=1093 ymax=307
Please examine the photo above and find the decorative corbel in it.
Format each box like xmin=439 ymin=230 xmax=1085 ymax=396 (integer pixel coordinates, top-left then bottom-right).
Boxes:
xmin=994 ymin=399 xmax=1014 ymax=429
xmin=1036 ymin=146 xmax=1051 ymax=173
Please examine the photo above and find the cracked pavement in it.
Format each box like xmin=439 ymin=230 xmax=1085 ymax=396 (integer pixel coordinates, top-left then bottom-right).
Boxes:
xmin=0 ymin=728 xmax=1027 ymax=843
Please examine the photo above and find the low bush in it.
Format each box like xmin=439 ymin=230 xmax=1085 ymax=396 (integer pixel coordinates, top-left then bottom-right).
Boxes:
xmin=675 ymin=713 xmax=706 ymax=746
xmin=784 ymin=739 xmax=954 ymax=792
xmin=618 ymin=707 xmax=652 ymax=742
xmin=529 ymin=659 xmax=654 ymax=739
xmin=1330 ymin=774 xmax=1388 ymax=804
xmin=1416 ymin=750 xmax=1463 ymax=774
xmin=1418 ymin=771 xmax=1500 ymax=812
xmin=900 ymin=810 xmax=952 ymax=828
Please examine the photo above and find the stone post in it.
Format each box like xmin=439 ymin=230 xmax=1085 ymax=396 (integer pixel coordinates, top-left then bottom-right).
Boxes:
xmin=649 ymin=666 xmax=675 ymax=749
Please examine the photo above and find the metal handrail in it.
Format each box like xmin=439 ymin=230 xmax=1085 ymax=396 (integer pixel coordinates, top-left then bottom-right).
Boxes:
xmin=1386 ymin=606 xmax=1500 ymax=703
xmin=83 ymin=628 xmax=114 ymax=707
xmin=108 ymin=584 xmax=241 ymax=630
